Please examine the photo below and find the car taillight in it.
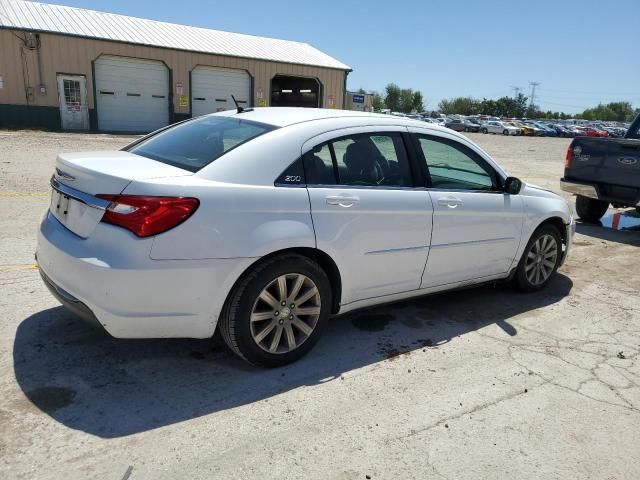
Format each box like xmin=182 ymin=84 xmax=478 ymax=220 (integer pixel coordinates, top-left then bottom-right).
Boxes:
xmin=96 ymin=194 xmax=199 ymax=237
xmin=565 ymin=145 xmax=573 ymax=169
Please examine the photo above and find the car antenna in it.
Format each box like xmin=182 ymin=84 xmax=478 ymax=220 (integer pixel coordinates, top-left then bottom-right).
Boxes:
xmin=231 ymin=95 xmax=253 ymax=114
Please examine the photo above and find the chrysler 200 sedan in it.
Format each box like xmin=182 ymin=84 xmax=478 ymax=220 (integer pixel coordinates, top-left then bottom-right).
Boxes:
xmin=37 ymin=108 xmax=574 ymax=366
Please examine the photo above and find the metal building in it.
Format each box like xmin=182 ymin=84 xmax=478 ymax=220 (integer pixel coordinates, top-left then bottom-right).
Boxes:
xmin=0 ymin=0 xmax=350 ymax=132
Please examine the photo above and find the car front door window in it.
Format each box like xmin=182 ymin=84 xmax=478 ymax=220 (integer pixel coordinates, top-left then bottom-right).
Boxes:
xmin=418 ymin=137 xmax=496 ymax=191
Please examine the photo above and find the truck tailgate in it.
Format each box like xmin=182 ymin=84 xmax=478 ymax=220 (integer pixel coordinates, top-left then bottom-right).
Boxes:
xmin=568 ymin=138 xmax=640 ymax=190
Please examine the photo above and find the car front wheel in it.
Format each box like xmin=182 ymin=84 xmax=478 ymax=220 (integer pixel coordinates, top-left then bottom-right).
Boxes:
xmin=219 ymin=254 xmax=332 ymax=367
xmin=482 ymin=128 xmax=488 ymax=134
xmin=515 ymin=225 xmax=562 ymax=292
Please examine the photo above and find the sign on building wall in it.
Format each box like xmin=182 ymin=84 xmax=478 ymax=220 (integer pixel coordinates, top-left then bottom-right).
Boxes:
xmin=179 ymin=94 xmax=188 ymax=108
xmin=175 ymin=82 xmax=184 ymax=95
xmin=352 ymin=94 xmax=365 ymax=104
xmin=328 ymin=94 xmax=336 ymax=108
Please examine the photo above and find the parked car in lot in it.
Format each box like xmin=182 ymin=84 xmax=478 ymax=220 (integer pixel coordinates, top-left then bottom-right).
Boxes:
xmin=445 ymin=118 xmax=481 ymax=132
xmin=512 ymin=121 xmax=536 ymax=136
xmin=561 ymin=113 xmax=640 ymax=222
xmin=535 ymin=122 xmax=559 ymax=137
xmin=550 ymin=124 xmax=575 ymax=137
xmin=481 ymin=120 xmax=521 ymax=135
xmin=579 ymin=126 xmax=608 ymax=137
xmin=523 ymin=121 xmax=546 ymax=136
xmin=38 ymin=108 xmax=574 ymax=366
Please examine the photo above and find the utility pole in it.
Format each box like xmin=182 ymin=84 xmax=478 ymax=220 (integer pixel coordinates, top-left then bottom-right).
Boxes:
xmin=510 ymin=86 xmax=521 ymax=99
xmin=529 ymin=81 xmax=540 ymax=108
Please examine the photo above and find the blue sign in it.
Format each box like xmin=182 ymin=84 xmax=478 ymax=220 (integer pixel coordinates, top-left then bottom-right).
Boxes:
xmin=352 ymin=94 xmax=365 ymax=104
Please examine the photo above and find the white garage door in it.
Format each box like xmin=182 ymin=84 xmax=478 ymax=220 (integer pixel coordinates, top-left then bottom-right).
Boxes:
xmin=191 ymin=66 xmax=251 ymax=117
xmin=95 ymin=56 xmax=169 ymax=132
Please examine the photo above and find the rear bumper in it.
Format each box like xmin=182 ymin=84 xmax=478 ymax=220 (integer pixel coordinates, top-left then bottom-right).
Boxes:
xmin=560 ymin=178 xmax=599 ymax=199
xmin=37 ymin=211 xmax=255 ymax=339
xmin=560 ymin=178 xmax=640 ymax=207
xmin=39 ymin=267 xmax=103 ymax=331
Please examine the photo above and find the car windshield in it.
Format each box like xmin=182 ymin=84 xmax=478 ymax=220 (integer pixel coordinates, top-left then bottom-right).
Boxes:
xmin=128 ymin=116 xmax=276 ymax=172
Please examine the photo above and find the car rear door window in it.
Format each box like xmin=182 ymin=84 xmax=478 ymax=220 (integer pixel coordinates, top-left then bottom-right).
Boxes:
xmin=417 ymin=136 xmax=497 ymax=191
xmin=305 ymin=132 xmax=413 ymax=187
xmin=127 ymin=116 xmax=276 ymax=172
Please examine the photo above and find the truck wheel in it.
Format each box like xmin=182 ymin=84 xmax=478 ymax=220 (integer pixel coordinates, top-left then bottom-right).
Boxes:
xmin=575 ymin=195 xmax=609 ymax=223
xmin=219 ymin=254 xmax=331 ymax=367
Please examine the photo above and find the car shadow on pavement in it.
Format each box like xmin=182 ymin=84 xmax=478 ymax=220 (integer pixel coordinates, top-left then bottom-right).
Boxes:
xmin=576 ymin=221 xmax=640 ymax=246
xmin=13 ymin=274 xmax=572 ymax=438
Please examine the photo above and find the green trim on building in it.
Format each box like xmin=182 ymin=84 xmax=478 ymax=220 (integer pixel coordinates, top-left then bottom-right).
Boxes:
xmin=0 ymin=104 xmax=62 ymax=130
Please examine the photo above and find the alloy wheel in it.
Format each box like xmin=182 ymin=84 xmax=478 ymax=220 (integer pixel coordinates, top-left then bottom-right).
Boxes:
xmin=524 ymin=234 xmax=558 ymax=286
xmin=250 ymin=273 xmax=321 ymax=354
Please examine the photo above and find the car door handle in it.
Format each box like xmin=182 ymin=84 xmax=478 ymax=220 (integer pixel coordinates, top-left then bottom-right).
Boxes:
xmin=326 ymin=195 xmax=360 ymax=207
xmin=438 ymin=197 xmax=463 ymax=208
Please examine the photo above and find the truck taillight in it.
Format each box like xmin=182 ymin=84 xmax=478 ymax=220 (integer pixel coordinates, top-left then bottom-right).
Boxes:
xmin=96 ymin=194 xmax=199 ymax=237
xmin=565 ymin=145 xmax=573 ymax=169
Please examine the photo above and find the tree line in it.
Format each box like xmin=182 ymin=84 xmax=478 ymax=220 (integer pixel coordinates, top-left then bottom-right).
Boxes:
xmin=359 ymin=83 xmax=638 ymax=122
xmin=436 ymin=96 xmax=637 ymax=122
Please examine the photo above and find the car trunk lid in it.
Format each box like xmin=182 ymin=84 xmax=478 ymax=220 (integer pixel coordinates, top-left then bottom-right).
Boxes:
xmin=50 ymin=151 xmax=192 ymax=238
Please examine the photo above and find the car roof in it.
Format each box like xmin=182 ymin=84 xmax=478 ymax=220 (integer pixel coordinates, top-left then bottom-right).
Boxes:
xmin=210 ymin=107 xmax=446 ymax=129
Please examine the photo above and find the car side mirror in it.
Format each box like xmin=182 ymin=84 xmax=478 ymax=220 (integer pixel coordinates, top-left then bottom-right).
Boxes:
xmin=504 ymin=176 xmax=523 ymax=195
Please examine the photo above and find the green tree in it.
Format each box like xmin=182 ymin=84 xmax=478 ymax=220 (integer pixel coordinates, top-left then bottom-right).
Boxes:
xmin=384 ymin=84 xmax=402 ymax=112
xmin=580 ymin=102 xmax=634 ymax=122
xmin=371 ymin=92 xmax=384 ymax=111
xmin=438 ymin=97 xmax=480 ymax=115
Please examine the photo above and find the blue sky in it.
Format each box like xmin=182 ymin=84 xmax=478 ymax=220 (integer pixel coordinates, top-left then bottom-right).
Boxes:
xmin=45 ymin=0 xmax=639 ymax=113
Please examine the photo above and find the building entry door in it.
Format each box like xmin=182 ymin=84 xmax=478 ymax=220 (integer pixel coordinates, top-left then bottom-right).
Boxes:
xmin=57 ymin=74 xmax=89 ymax=130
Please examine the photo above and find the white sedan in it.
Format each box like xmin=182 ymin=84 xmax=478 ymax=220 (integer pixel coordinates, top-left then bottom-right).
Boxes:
xmin=481 ymin=121 xmax=521 ymax=135
xmin=37 ymin=108 xmax=574 ymax=366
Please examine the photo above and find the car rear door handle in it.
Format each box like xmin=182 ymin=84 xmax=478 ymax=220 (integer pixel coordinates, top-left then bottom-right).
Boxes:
xmin=326 ymin=195 xmax=360 ymax=207
xmin=438 ymin=197 xmax=463 ymax=208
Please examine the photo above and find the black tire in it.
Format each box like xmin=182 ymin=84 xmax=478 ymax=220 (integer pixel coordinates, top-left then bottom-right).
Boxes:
xmin=514 ymin=224 xmax=563 ymax=292
xmin=575 ymin=195 xmax=609 ymax=222
xmin=464 ymin=127 xmax=470 ymax=132
xmin=218 ymin=254 xmax=332 ymax=367
xmin=482 ymin=128 xmax=488 ymax=134
xmin=503 ymin=129 xmax=509 ymax=135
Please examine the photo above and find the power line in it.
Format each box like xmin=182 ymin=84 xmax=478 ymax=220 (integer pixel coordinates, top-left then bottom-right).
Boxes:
xmin=537 ymin=87 xmax=637 ymax=96
xmin=510 ymin=85 xmax=522 ymax=99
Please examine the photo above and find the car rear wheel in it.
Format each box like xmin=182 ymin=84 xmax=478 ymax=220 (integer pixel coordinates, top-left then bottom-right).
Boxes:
xmin=575 ymin=195 xmax=609 ymax=222
xmin=481 ymin=128 xmax=488 ymax=134
xmin=219 ymin=254 xmax=332 ymax=367
xmin=464 ymin=127 xmax=470 ymax=132
xmin=515 ymin=225 xmax=562 ymax=292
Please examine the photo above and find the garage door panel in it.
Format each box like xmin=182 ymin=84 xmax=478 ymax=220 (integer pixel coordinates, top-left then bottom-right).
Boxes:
xmin=191 ymin=66 xmax=250 ymax=117
xmin=95 ymin=56 xmax=169 ymax=132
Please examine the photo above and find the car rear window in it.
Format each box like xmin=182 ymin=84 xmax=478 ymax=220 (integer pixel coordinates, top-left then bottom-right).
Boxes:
xmin=127 ymin=116 xmax=276 ymax=172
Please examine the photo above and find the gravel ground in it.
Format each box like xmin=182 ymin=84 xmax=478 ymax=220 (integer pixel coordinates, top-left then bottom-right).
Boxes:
xmin=1 ymin=130 xmax=639 ymax=480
